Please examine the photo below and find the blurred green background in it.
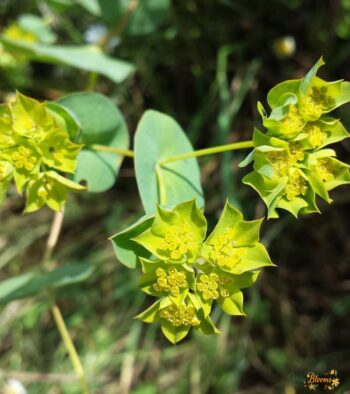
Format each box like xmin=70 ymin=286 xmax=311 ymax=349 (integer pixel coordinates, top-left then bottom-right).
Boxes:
xmin=0 ymin=0 xmax=350 ymax=393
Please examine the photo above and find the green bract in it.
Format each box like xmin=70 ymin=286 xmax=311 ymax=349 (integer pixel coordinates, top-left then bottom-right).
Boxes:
xmin=121 ymin=200 xmax=274 ymax=344
xmin=133 ymin=200 xmax=207 ymax=264
xmin=0 ymin=92 xmax=84 ymax=212
xmin=241 ymin=59 xmax=350 ymax=218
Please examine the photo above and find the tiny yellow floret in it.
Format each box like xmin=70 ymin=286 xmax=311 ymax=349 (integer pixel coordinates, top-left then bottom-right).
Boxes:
xmin=279 ymin=104 xmax=304 ymax=137
xmin=159 ymin=302 xmax=200 ymax=327
xmin=315 ymin=158 xmax=335 ymax=182
xmin=305 ymin=124 xmax=328 ymax=148
xmin=152 ymin=266 xmax=188 ymax=296
xmin=162 ymin=224 xmax=194 ymax=260
xmin=11 ymin=146 xmax=37 ymax=171
xmin=210 ymin=229 xmax=245 ymax=270
xmin=285 ymin=171 xmax=308 ymax=201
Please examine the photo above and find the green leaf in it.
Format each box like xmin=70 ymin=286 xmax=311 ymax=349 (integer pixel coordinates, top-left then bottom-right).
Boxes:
xmin=231 ymin=270 xmax=260 ymax=289
xmin=161 ymin=319 xmax=191 ymax=344
xmin=242 ymin=171 xmax=288 ymax=218
xmin=196 ymin=315 xmax=220 ymax=336
xmin=232 ymin=244 xmax=275 ymax=275
xmin=134 ymin=300 xmax=161 ymax=323
xmin=37 ymin=263 xmax=94 ymax=288
xmin=58 ymin=92 xmax=129 ymax=192
xmin=218 ymin=288 xmax=245 ymax=316
xmin=0 ymin=263 xmax=94 ymax=304
xmin=300 ymin=57 xmax=325 ymax=97
xmin=0 ymin=37 xmax=134 ymax=84
xmin=110 ymin=215 xmax=154 ymax=269
xmin=46 ymin=102 xmax=80 ymax=141
xmin=205 ymin=201 xmax=262 ymax=248
xmin=18 ymin=14 xmax=57 ymax=44
xmin=134 ymin=110 xmax=204 ymax=215
xmin=25 ymin=171 xmax=84 ymax=213
xmin=267 ymin=80 xmax=301 ymax=109
xmin=205 ymin=200 xmax=243 ymax=245
xmin=0 ymin=273 xmax=35 ymax=304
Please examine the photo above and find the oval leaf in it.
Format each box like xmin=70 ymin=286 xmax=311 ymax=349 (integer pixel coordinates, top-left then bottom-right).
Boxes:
xmin=110 ymin=215 xmax=154 ymax=268
xmin=58 ymin=92 xmax=129 ymax=192
xmin=134 ymin=110 xmax=204 ymax=214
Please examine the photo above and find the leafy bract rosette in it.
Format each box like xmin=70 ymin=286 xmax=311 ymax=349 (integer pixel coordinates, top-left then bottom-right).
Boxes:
xmin=241 ymin=58 xmax=350 ymax=218
xmin=0 ymin=92 xmax=84 ymax=212
xmin=133 ymin=199 xmax=207 ymax=264
xmin=129 ymin=200 xmax=274 ymax=344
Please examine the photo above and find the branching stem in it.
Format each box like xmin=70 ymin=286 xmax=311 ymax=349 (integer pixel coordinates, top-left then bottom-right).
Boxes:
xmin=90 ymin=144 xmax=135 ymax=158
xmin=159 ymin=140 xmax=254 ymax=165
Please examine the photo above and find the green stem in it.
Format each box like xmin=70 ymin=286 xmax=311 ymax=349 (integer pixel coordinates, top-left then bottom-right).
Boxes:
xmin=160 ymin=140 xmax=254 ymax=165
xmin=51 ymin=303 xmax=89 ymax=394
xmin=44 ymin=210 xmax=90 ymax=394
xmin=90 ymin=144 xmax=135 ymax=158
xmin=86 ymin=71 xmax=98 ymax=92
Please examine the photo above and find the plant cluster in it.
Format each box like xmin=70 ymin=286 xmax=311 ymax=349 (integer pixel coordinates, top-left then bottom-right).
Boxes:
xmin=240 ymin=58 xmax=350 ymax=218
xmin=0 ymin=92 xmax=84 ymax=212
xmin=0 ymin=59 xmax=349 ymax=349
xmin=132 ymin=200 xmax=273 ymax=343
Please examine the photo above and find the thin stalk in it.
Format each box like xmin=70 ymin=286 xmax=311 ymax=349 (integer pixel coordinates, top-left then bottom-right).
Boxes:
xmin=43 ymin=210 xmax=90 ymax=394
xmin=86 ymin=71 xmax=98 ymax=92
xmin=51 ymin=304 xmax=89 ymax=394
xmin=43 ymin=208 xmax=65 ymax=264
xmin=160 ymin=140 xmax=254 ymax=165
xmin=90 ymin=144 xmax=135 ymax=158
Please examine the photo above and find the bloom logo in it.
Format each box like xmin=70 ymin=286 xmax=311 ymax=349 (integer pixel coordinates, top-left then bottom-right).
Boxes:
xmin=304 ymin=369 xmax=340 ymax=391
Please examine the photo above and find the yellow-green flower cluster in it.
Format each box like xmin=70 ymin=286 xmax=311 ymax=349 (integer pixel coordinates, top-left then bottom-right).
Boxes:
xmin=240 ymin=58 xmax=350 ymax=218
xmin=0 ymin=92 xmax=84 ymax=212
xmin=132 ymin=200 xmax=274 ymax=344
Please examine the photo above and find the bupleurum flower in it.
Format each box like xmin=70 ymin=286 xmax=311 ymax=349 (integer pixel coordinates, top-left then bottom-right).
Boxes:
xmin=241 ymin=58 xmax=350 ymax=218
xmin=132 ymin=200 xmax=274 ymax=343
xmin=0 ymin=92 xmax=84 ymax=212
xmin=139 ymin=258 xmax=194 ymax=300
xmin=132 ymin=200 xmax=207 ymax=264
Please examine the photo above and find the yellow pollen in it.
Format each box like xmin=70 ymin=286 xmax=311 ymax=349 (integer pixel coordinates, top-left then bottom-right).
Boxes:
xmin=284 ymin=171 xmax=308 ymax=201
xmin=265 ymin=151 xmax=290 ymax=179
xmin=289 ymin=142 xmax=305 ymax=164
xmin=220 ymin=288 xmax=230 ymax=298
xmin=11 ymin=146 xmax=37 ymax=171
xmin=316 ymin=159 xmax=335 ymax=182
xmin=152 ymin=266 xmax=188 ymax=296
xmin=305 ymin=124 xmax=328 ymax=148
xmin=162 ymin=224 xmax=194 ymax=260
xmin=279 ymin=104 xmax=304 ymax=137
xmin=37 ymin=186 xmax=48 ymax=198
xmin=159 ymin=302 xmax=199 ymax=327
xmin=210 ymin=228 xmax=244 ymax=270
xmin=197 ymin=273 xmax=232 ymax=300
xmin=299 ymin=87 xmax=335 ymax=121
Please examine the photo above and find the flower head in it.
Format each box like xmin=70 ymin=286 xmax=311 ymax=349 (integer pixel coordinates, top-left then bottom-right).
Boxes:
xmin=133 ymin=200 xmax=207 ymax=264
xmin=241 ymin=59 xmax=350 ymax=218
xmin=133 ymin=200 xmax=274 ymax=343
xmin=0 ymin=92 xmax=84 ymax=212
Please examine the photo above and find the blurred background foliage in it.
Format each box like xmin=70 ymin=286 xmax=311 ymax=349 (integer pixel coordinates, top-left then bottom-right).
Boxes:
xmin=0 ymin=0 xmax=350 ymax=393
